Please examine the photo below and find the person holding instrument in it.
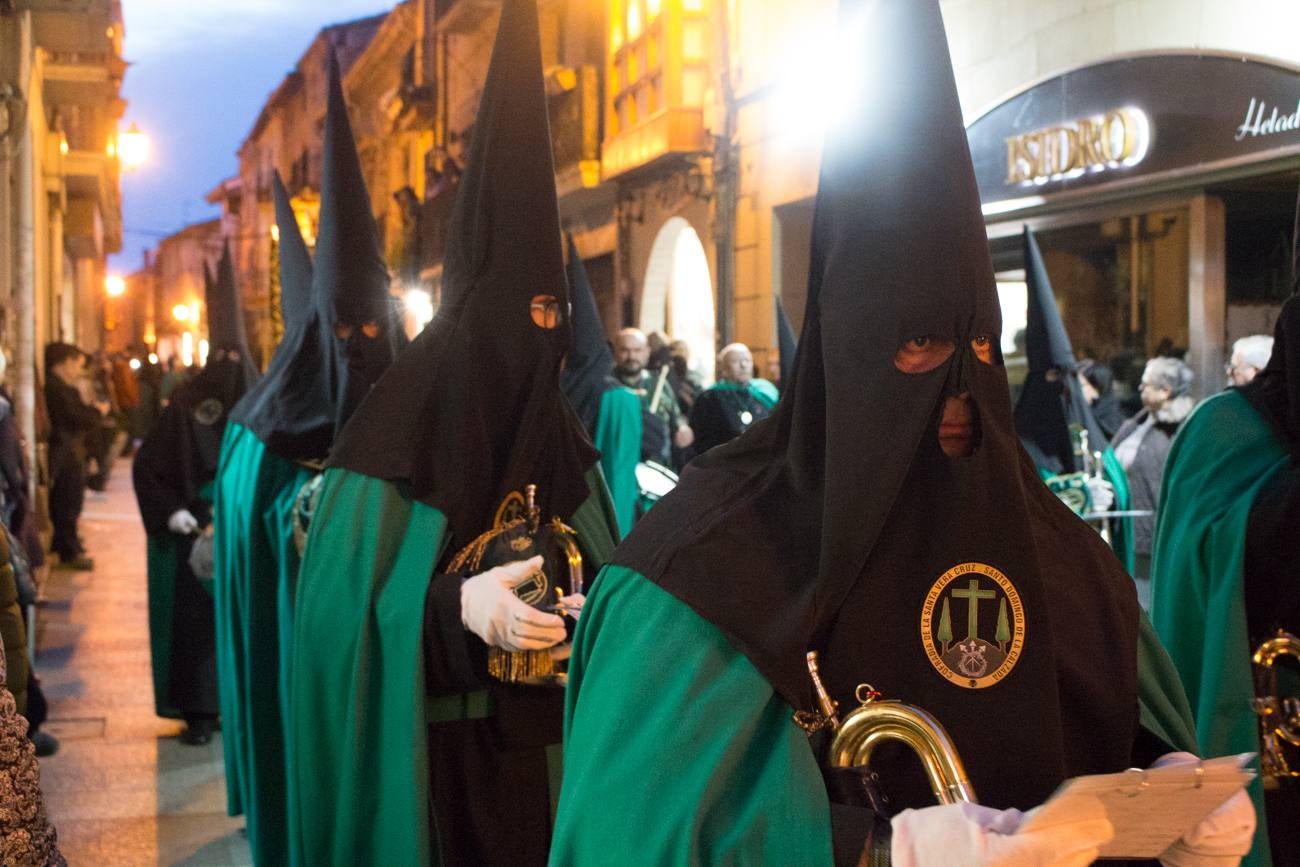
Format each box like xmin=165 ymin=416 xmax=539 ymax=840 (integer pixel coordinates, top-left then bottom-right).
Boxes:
xmin=551 ymin=1 xmax=1252 ymax=864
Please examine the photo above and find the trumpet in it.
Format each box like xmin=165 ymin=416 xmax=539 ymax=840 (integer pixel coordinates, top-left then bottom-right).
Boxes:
xmin=800 ymin=651 xmax=977 ymax=805
xmin=1252 ymin=630 xmax=1300 ymax=789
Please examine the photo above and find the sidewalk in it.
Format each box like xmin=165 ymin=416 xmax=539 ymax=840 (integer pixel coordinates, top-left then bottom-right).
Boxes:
xmin=34 ymin=459 xmax=251 ymax=865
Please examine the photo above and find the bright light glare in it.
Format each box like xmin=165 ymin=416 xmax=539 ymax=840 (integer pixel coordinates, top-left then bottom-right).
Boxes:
xmin=768 ymin=10 xmax=869 ymax=151
xmin=181 ymin=332 xmax=194 ymax=367
xmin=105 ymin=275 xmax=126 ymax=297
xmin=118 ymin=122 xmax=150 ymax=171
xmin=172 ymin=304 xmax=191 ymax=322
xmin=129 ymin=358 xmax=142 ymax=370
xmin=996 ymin=281 xmax=1029 ymax=356
xmin=199 ymin=339 xmax=210 ymax=367
xmin=148 ymin=352 xmax=159 ymax=365
xmin=404 ymin=289 xmax=435 ymax=330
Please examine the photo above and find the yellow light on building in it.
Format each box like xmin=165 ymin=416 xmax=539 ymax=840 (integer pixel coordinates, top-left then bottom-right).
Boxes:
xmin=198 ymin=339 xmax=210 ymax=367
xmin=627 ymin=0 xmax=642 ymax=41
xmin=59 ymin=136 xmax=69 ymax=156
xmin=647 ymin=0 xmax=661 ymax=19
xmin=190 ymin=301 xmax=201 ymax=324
xmin=172 ymin=304 xmax=191 ymax=322
xmin=117 ymin=122 xmax=150 ymax=172
xmin=181 ymin=332 xmax=194 ymax=367
xmin=148 ymin=352 xmax=159 ymax=365
xmin=105 ymin=275 xmax=126 ymax=297
xmin=270 ymin=223 xmax=280 ymax=242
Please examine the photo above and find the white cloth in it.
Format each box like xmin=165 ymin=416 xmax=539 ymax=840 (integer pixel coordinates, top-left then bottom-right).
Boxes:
xmin=891 ymin=799 xmax=1112 ymax=867
xmin=167 ymin=509 xmax=198 ymax=535
xmin=1154 ymin=753 xmax=1255 ymax=867
xmin=460 ymin=555 xmax=568 ymax=652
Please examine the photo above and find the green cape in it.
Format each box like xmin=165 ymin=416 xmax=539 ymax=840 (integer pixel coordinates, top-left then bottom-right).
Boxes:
xmin=1151 ymin=390 xmax=1290 ymax=867
xmin=213 ymin=422 xmax=315 ymax=864
xmin=708 ymin=378 xmax=779 ymax=410
xmin=553 ymin=565 xmax=1196 ymax=865
xmin=290 ymin=466 xmax=619 ymax=866
xmin=595 ymin=386 xmax=641 ymax=536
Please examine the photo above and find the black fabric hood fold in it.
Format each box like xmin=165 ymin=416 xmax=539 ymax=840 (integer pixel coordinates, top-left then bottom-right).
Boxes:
xmin=273 ymin=171 xmax=313 ymax=328
xmin=612 ymin=0 xmax=1140 ymax=812
xmin=560 ymin=235 xmax=620 ymax=436
xmin=776 ymin=295 xmax=797 ymax=387
xmin=328 ymin=0 xmax=598 ymax=549
xmin=1013 ymin=226 xmax=1108 ymax=472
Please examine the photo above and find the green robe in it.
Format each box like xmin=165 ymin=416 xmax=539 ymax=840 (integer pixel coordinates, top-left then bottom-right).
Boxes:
xmin=213 ymin=422 xmax=315 ymax=865
xmin=1151 ymin=390 xmax=1290 ymax=867
xmin=290 ymin=466 xmax=619 ymax=866
xmin=595 ymin=386 xmax=641 ymax=536
xmin=553 ymin=565 xmax=1197 ymax=865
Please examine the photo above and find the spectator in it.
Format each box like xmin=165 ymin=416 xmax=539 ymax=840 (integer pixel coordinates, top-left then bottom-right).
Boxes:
xmin=43 ymin=343 xmax=107 ymax=570
xmin=86 ymin=353 xmax=120 ymax=493
xmin=1227 ymin=334 xmax=1273 ymax=388
xmin=1076 ymin=359 xmax=1127 ymax=441
xmin=1111 ymin=357 xmax=1196 ymax=607
xmin=613 ymin=328 xmax=694 ymax=468
xmin=688 ymin=343 xmax=777 ymax=457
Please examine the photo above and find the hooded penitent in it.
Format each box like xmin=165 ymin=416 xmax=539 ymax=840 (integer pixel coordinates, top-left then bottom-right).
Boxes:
xmin=327 ymin=2 xmax=597 ymax=546
xmin=134 ymin=239 xmax=257 ymax=723
xmin=610 ymin=0 xmax=1143 ymax=812
xmin=776 ymin=294 xmax=798 ymax=387
xmin=1013 ymin=227 xmax=1110 ymax=473
xmin=560 ymin=235 xmax=620 ymax=437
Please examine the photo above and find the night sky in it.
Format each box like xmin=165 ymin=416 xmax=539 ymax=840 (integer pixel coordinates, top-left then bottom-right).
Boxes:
xmin=112 ymin=0 xmax=391 ymax=275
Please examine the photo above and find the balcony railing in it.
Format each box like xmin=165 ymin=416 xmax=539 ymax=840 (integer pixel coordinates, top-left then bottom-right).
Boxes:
xmin=548 ymin=65 xmax=601 ymax=192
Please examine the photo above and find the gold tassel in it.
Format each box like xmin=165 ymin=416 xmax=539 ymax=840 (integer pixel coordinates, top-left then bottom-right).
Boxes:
xmin=487 ymin=647 xmax=555 ymax=682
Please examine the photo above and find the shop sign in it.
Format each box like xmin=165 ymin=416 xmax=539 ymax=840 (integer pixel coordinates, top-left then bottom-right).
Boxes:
xmin=1005 ymin=107 xmax=1150 ymax=186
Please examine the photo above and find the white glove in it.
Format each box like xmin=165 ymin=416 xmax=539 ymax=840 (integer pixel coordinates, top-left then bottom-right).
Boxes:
xmin=891 ymin=799 xmax=1112 ymax=867
xmin=167 ymin=509 xmax=199 ymax=535
xmin=1086 ymin=477 xmax=1115 ymax=513
xmin=1154 ymin=753 xmax=1255 ymax=867
xmin=460 ymin=556 xmax=567 ymax=652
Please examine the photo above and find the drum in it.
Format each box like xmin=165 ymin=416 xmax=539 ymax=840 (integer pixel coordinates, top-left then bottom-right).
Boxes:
xmin=635 ymin=460 xmax=679 ymax=507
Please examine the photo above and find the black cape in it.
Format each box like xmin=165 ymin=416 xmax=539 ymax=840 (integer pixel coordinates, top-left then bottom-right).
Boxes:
xmin=612 ymin=0 xmax=1142 ymax=816
xmin=776 ymin=294 xmax=798 ymax=388
xmin=560 ymin=236 xmax=621 ymax=438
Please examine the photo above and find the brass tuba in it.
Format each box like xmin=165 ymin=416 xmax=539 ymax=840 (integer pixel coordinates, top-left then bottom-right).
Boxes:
xmin=801 ymin=651 xmax=977 ymax=805
xmin=1252 ymin=630 xmax=1300 ymax=789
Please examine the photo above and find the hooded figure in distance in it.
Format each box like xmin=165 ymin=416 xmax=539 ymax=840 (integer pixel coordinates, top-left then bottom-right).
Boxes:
xmin=287 ymin=3 xmax=620 ymax=864
xmin=1012 ymin=226 xmax=1135 ymax=574
xmin=214 ymin=58 xmax=401 ymax=861
xmin=551 ymin=2 xmax=1249 ymax=864
xmin=1151 ymin=184 xmax=1300 ymax=867
xmin=134 ymin=242 xmax=258 ymax=746
xmin=559 ymin=236 xmax=640 ymax=535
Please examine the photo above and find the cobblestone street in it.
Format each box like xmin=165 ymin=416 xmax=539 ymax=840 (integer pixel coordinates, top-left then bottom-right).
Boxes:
xmin=34 ymin=460 xmax=251 ymax=865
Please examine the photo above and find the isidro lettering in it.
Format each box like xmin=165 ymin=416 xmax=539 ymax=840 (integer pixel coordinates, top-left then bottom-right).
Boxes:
xmin=1005 ymin=107 xmax=1150 ymax=186
xmin=1235 ymin=97 xmax=1300 ymax=141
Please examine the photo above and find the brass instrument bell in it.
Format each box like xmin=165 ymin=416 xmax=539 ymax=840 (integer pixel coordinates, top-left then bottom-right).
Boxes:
xmin=1253 ymin=630 xmax=1300 ymax=789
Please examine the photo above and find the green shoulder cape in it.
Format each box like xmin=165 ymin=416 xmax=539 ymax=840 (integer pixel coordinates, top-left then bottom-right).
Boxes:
xmin=595 ymin=386 xmax=641 ymax=537
xmin=213 ymin=422 xmax=315 ymax=864
xmin=553 ymin=565 xmax=1196 ymax=866
xmin=1151 ymin=390 xmax=1290 ymax=867
xmin=290 ymin=466 xmax=618 ymax=866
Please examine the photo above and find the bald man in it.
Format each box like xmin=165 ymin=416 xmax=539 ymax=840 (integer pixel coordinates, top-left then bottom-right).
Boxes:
xmin=613 ymin=328 xmax=693 ymax=466
xmin=688 ymin=343 xmax=778 ymax=457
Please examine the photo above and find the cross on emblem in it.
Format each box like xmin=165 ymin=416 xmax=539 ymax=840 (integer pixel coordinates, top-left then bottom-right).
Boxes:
xmin=950 ymin=578 xmax=995 ymax=640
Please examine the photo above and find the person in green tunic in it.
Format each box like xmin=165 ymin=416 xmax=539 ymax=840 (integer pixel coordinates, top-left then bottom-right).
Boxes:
xmin=559 ymin=236 xmax=641 ymax=536
xmin=213 ymin=65 xmax=401 ymax=866
xmin=553 ymin=2 xmax=1253 ymax=864
xmin=287 ymin=3 xmax=620 ymax=864
xmin=1151 ymin=284 xmax=1300 ymax=866
xmin=1012 ymin=226 xmax=1136 ymax=576
xmin=133 ymin=243 xmax=257 ymax=746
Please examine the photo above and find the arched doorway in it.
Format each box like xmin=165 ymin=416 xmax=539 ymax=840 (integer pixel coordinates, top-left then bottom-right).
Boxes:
xmin=640 ymin=217 xmax=716 ymax=383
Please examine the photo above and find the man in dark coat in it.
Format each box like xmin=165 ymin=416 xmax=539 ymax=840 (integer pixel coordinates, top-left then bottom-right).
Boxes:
xmin=134 ymin=243 xmax=257 ymax=745
xmin=687 ymin=342 xmax=777 ymax=457
xmin=44 ymin=343 xmax=106 ymax=570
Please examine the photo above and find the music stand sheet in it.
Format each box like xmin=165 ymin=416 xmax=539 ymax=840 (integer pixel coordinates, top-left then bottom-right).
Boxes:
xmin=1017 ymin=753 xmax=1255 ymax=858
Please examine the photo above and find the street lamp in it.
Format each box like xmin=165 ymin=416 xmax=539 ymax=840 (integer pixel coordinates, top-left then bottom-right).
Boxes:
xmin=172 ymin=303 xmax=191 ymax=322
xmin=118 ymin=122 xmax=150 ymax=172
xmin=105 ymin=275 xmax=126 ymax=297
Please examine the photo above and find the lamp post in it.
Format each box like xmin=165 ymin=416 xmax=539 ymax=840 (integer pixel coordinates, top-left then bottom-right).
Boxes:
xmin=117 ymin=122 xmax=150 ymax=172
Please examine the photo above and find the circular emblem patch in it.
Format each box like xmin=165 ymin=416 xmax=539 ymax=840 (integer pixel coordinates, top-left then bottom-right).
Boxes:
xmin=920 ymin=562 xmax=1025 ymax=689
xmin=193 ymin=398 xmax=224 ymax=426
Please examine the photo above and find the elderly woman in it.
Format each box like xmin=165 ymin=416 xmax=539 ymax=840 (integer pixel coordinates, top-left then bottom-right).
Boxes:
xmin=1112 ymin=356 xmax=1196 ymax=605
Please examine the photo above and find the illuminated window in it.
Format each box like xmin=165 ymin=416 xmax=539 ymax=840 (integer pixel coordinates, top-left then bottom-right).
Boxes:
xmin=647 ymin=0 xmax=661 ymax=19
xmin=627 ymin=0 xmax=642 ymax=41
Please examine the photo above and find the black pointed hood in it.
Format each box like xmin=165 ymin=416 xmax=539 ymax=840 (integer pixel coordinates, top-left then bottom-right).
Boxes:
xmin=1013 ymin=227 xmax=1108 ymax=472
xmin=229 ymin=170 xmax=339 ymax=459
xmin=328 ymin=0 xmax=598 ymax=548
xmin=775 ymin=295 xmax=797 ymax=387
xmin=273 ymin=171 xmax=313 ymax=327
xmin=612 ymin=0 xmax=1140 ymax=812
xmin=560 ymin=236 xmax=619 ymax=436
xmin=1242 ymin=183 xmax=1300 ymax=452
xmin=314 ymin=47 xmax=399 ymax=435
xmin=208 ymin=241 xmax=257 ymax=374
